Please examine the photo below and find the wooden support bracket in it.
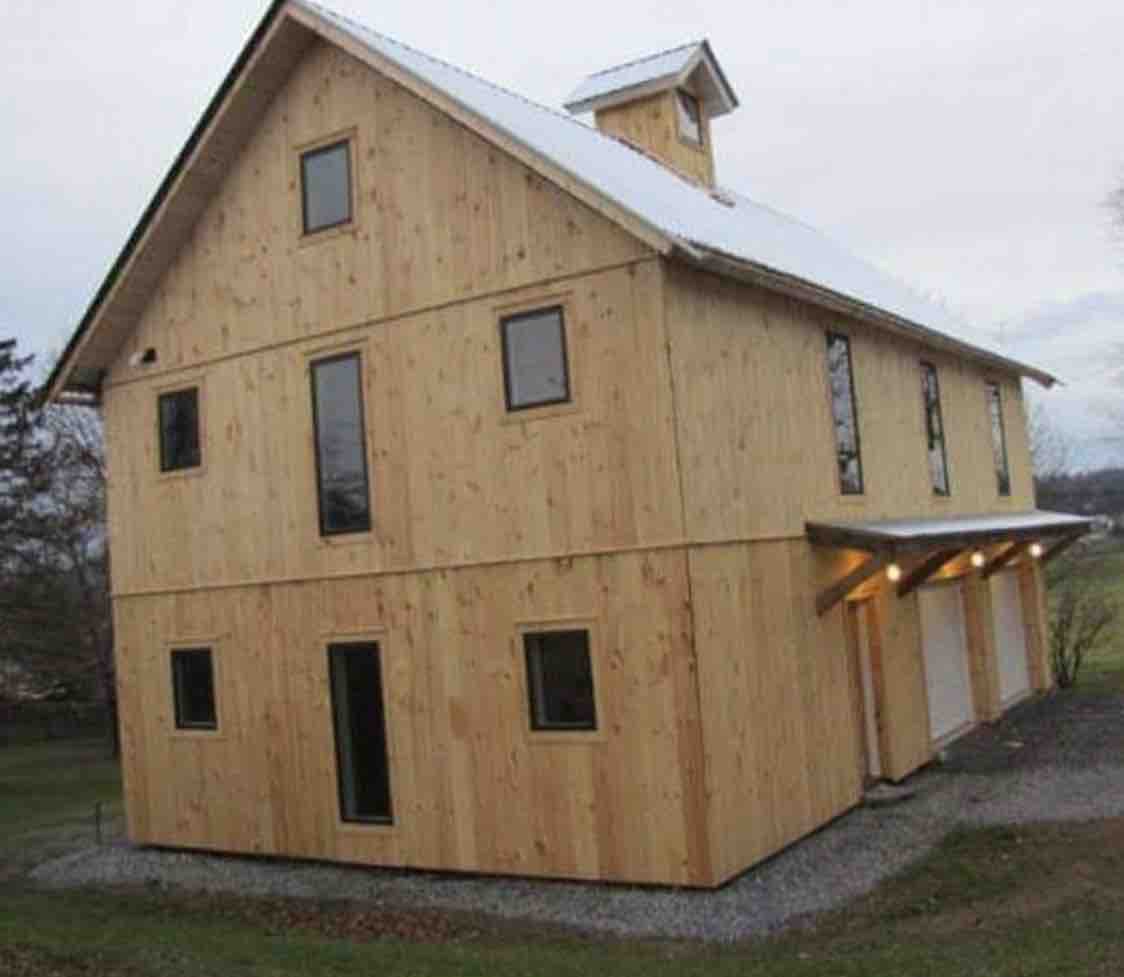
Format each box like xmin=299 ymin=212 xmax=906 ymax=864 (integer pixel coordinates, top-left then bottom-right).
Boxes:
xmin=981 ymin=540 xmax=1030 ymax=579
xmin=1040 ymin=533 xmax=1083 ymax=567
xmin=896 ymin=547 xmax=964 ymax=598
xmin=816 ymin=553 xmax=889 ymax=617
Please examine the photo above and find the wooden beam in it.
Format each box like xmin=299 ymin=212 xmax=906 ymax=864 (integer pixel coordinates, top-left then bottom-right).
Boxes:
xmin=1039 ymin=533 xmax=1083 ymax=567
xmin=896 ymin=547 xmax=963 ymax=598
xmin=816 ymin=554 xmax=890 ymax=617
xmin=981 ymin=540 xmax=1030 ymax=579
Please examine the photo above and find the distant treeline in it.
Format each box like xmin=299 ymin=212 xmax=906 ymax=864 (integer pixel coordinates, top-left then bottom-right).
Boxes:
xmin=1037 ymin=467 xmax=1124 ymax=518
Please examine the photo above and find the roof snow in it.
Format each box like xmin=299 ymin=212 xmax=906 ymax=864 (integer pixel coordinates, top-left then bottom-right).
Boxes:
xmin=300 ymin=1 xmax=1048 ymax=383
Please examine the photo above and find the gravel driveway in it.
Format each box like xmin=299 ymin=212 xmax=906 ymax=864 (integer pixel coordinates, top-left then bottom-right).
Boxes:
xmin=30 ymin=690 xmax=1124 ymax=943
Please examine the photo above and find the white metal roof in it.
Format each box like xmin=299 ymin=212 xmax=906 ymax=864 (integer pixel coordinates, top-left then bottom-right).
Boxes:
xmin=808 ymin=511 xmax=1091 ymax=543
xmin=562 ymin=40 xmax=738 ymax=118
xmin=299 ymin=1 xmax=1052 ymax=385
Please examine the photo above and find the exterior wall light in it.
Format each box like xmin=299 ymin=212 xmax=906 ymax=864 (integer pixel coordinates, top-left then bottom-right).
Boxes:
xmin=886 ymin=562 xmax=902 ymax=583
xmin=970 ymin=551 xmax=986 ymax=569
xmin=1030 ymin=541 xmax=1045 ymax=559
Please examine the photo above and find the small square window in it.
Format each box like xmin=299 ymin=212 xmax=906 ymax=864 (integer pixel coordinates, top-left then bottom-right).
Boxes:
xmin=171 ymin=648 xmax=217 ymax=730
xmin=676 ymin=90 xmax=703 ymax=146
xmin=301 ymin=141 xmax=352 ymax=235
xmin=524 ymin=629 xmax=597 ymax=731
xmin=158 ymin=387 xmax=201 ymax=472
xmin=501 ymin=306 xmax=570 ymax=411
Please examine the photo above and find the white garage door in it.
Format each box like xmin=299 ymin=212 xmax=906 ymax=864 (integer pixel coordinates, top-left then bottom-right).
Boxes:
xmin=919 ymin=584 xmax=975 ymax=742
xmin=991 ymin=570 xmax=1032 ymax=706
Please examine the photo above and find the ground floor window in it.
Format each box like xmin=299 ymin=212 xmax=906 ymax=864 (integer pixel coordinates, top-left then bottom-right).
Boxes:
xmin=171 ymin=647 xmax=217 ymax=730
xmin=523 ymin=628 xmax=597 ymax=731
xmin=327 ymin=642 xmax=393 ymax=823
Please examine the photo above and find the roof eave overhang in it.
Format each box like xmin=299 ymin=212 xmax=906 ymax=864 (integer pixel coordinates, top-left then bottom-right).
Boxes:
xmin=48 ymin=0 xmax=689 ymax=405
xmin=44 ymin=0 xmax=305 ymax=406
xmin=684 ymin=244 xmax=1058 ymax=388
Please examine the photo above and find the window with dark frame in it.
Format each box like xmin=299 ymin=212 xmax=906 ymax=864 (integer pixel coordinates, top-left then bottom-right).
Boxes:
xmin=676 ymin=90 xmax=703 ymax=146
xmin=523 ymin=629 xmax=597 ymax=732
xmin=825 ymin=332 xmax=864 ymax=495
xmin=158 ymin=387 xmax=201 ymax=472
xmin=986 ymin=381 xmax=1012 ymax=496
xmin=300 ymin=140 xmax=352 ymax=235
xmin=310 ymin=353 xmax=372 ymax=536
xmin=921 ymin=362 xmax=951 ymax=496
xmin=171 ymin=648 xmax=217 ymax=730
xmin=500 ymin=306 xmax=571 ymax=411
xmin=327 ymin=642 xmax=393 ymax=824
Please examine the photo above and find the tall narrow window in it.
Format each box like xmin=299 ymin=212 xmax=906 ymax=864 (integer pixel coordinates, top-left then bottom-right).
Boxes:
xmin=676 ymin=90 xmax=703 ymax=146
xmin=524 ymin=629 xmax=597 ymax=732
xmin=500 ymin=306 xmax=570 ymax=410
xmin=171 ymin=648 xmax=217 ymax=730
xmin=328 ymin=642 xmax=393 ymax=824
xmin=158 ymin=387 xmax=201 ymax=472
xmin=301 ymin=140 xmax=352 ymax=234
xmin=921 ymin=362 xmax=950 ymax=496
xmin=986 ymin=381 xmax=1011 ymax=496
xmin=826 ymin=332 xmax=864 ymax=495
xmin=310 ymin=353 xmax=371 ymax=536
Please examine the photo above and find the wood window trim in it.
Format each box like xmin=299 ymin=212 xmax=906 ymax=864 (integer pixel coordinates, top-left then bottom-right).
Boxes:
xmin=985 ymin=379 xmax=1012 ymax=498
xmin=294 ymin=127 xmax=359 ymax=246
xmin=325 ymin=634 xmax=397 ymax=829
xmin=516 ymin=617 xmax=605 ymax=744
xmin=823 ymin=330 xmax=865 ymax=497
xmin=154 ymin=373 xmax=207 ymax=481
xmin=496 ymin=293 xmax=582 ymax=423
xmin=167 ymin=638 xmax=224 ymax=740
xmin=308 ymin=347 xmax=374 ymax=541
xmin=921 ymin=361 xmax=952 ymax=497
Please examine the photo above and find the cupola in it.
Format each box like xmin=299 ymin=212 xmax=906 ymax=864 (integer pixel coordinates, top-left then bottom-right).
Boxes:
xmin=563 ymin=40 xmax=738 ymax=188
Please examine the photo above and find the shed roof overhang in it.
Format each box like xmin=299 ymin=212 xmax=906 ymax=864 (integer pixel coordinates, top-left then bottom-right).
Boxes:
xmin=807 ymin=510 xmax=1093 ymax=615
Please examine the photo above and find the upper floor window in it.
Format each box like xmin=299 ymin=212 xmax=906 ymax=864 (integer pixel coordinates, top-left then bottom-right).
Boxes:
xmin=158 ymin=387 xmax=201 ymax=472
xmin=171 ymin=647 xmax=217 ymax=730
xmin=921 ymin=362 xmax=950 ymax=496
xmin=311 ymin=353 xmax=371 ymax=535
xmin=986 ymin=381 xmax=1011 ymax=496
xmin=676 ymin=90 xmax=703 ymax=146
xmin=523 ymin=629 xmax=597 ymax=732
xmin=301 ymin=140 xmax=352 ymax=235
xmin=826 ymin=332 xmax=864 ymax=495
xmin=500 ymin=306 xmax=571 ymax=411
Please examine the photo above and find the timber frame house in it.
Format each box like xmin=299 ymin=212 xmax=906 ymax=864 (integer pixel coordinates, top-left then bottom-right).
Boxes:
xmin=48 ymin=0 xmax=1088 ymax=886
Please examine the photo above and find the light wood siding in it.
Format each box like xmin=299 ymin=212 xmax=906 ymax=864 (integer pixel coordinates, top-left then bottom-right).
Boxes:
xmin=663 ymin=262 xmax=1035 ymax=542
xmin=594 ymin=89 xmax=715 ymax=187
xmin=691 ymin=540 xmax=864 ymax=883
xmin=115 ymin=549 xmax=710 ymax=885
xmin=102 ymin=41 xmax=680 ymax=598
xmin=107 ymin=40 xmax=650 ymax=388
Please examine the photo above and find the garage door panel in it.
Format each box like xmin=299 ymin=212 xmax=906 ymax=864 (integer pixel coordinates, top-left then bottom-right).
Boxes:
xmin=919 ymin=584 xmax=974 ymax=742
xmin=992 ymin=571 xmax=1031 ymax=706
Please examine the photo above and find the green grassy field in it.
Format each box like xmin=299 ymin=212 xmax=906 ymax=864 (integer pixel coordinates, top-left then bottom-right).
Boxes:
xmin=1 ymin=546 xmax=1122 ymax=975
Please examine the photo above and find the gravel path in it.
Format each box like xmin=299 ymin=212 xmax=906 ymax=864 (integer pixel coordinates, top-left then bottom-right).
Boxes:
xmin=30 ymin=692 xmax=1124 ymax=943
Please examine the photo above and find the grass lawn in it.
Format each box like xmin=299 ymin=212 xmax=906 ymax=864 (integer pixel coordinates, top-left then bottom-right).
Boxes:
xmin=2 ymin=552 xmax=1122 ymax=976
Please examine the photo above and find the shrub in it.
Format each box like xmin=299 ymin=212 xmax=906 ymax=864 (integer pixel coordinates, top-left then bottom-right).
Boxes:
xmin=1049 ymin=586 xmax=1117 ymax=688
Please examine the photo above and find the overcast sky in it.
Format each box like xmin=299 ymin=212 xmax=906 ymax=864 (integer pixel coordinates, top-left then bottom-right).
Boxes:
xmin=2 ymin=0 xmax=1122 ymax=463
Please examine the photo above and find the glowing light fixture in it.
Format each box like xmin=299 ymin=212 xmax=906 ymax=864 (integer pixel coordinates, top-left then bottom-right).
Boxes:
xmin=1030 ymin=541 xmax=1044 ymax=559
xmin=886 ymin=562 xmax=902 ymax=583
xmin=970 ymin=551 xmax=986 ymax=569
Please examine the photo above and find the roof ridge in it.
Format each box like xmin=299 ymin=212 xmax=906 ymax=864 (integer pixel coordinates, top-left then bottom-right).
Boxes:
xmin=297 ymin=1 xmax=692 ymax=182
xmin=582 ymin=40 xmax=703 ymax=80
